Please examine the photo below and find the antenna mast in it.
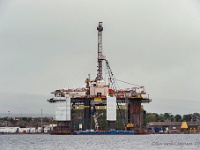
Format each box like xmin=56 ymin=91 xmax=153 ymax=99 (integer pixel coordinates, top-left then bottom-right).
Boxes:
xmin=96 ymin=22 xmax=106 ymax=80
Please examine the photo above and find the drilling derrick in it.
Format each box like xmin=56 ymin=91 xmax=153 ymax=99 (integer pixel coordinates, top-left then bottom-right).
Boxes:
xmin=96 ymin=22 xmax=106 ymax=80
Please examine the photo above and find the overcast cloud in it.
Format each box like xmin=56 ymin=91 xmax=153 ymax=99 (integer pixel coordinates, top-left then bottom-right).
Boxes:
xmin=0 ymin=0 xmax=200 ymax=115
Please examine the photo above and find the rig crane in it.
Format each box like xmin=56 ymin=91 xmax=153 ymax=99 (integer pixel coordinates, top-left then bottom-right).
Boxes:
xmin=105 ymin=60 xmax=127 ymax=128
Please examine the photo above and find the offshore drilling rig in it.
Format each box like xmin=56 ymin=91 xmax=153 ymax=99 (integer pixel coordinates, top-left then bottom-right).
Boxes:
xmin=48 ymin=22 xmax=152 ymax=135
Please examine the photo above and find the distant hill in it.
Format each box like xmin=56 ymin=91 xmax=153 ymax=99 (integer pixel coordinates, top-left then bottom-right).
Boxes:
xmin=144 ymin=97 xmax=200 ymax=115
xmin=0 ymin=93 xmax=55 ymax=117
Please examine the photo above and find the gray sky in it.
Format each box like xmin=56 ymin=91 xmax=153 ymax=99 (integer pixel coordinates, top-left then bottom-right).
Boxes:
xmin=0 ymin=0 xmax=200 ymax=116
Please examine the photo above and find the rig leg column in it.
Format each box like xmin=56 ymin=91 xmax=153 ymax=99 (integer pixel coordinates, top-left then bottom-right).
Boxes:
xmin=106 ymin=96 xmax=117 ymax=130
xmin=107 ymin=121 xmax=116 ymax=130
xmin=129 ymin=100 xmax=142 ymax=133
xmin=84 ymin=99 xmax=91 ymax=130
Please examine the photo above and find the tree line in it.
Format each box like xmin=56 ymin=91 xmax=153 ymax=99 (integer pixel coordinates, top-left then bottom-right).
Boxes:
xmin=146 ymin=112 xmax=200 ymax=124
xmin=0 ymin=117 xmax=56 ymax=128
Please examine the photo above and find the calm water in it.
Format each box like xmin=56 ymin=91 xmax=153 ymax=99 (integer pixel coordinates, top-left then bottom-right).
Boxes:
xmin=0 ymin=134 xmax=200 ymax=150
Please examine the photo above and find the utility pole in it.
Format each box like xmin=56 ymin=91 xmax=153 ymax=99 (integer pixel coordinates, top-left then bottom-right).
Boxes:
xmin=96 ymin=22 xmax=106 ymax=80
xmin=41 ymin=109 xmax=43 ymax=127
xmin=169 ymin=113 xmax=172 ymax=134
xmin=8 ymin=111 xmax=10 ymax=127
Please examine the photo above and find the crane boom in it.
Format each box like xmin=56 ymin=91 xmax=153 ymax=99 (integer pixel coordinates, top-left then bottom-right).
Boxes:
xmin=105 ymin=60 xmax=118 ymax=90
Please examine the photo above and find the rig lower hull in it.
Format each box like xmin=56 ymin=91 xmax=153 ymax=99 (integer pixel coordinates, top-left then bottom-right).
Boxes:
xmin=74 ymin=130 xmax=134 ymax=135
xmin=50 ymin=131 xmax=72 ymax=135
